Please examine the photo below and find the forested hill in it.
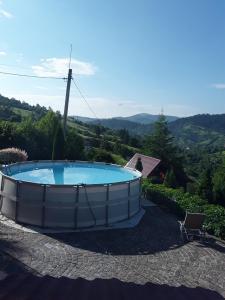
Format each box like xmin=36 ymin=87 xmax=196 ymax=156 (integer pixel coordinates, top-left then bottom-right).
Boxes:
xmin=1 ymin=93 xmax=225 ymax=149
xmin=0 ymin=94 xmax=48 ymax=121
xmin=75 ymin=113 xmax=225 ymax=148
xmin=168 ymin=114 xmax=225 ymax=148
xmin=169 ymin=114 xmax=225 ymax=135
xmin=75 ymin=113 xmax=225 ymax=135
xmin=75 ymin=113 xmax=178 ymax=125
xmin=0 ymin=93 xmax=141 ymax=165
xmin=90 ymin=118 xmax=151 ymax=132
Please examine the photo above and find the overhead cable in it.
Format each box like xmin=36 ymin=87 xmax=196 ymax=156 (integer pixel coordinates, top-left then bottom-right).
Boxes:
xmin=72 ymin=78 xmax=101 ymax=123
xmin=0 ymin=70 xmax=66 ymax=80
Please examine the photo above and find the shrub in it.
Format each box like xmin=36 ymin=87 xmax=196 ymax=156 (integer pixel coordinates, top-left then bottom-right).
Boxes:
xmin=64 ymin=129 xmax=84 ymax=160
xmin=164 ymin=168 xmax=178 ymax=188
xmin=111 ymin=154 xmax=127 ymax=166
xmin=203 ymin=205 xmax=225 ymax=238
xmin=0 ymin=147 xmax=28 ymax=164
xmin=89 ymin=149 xmax=115 ymax=163
xmin=143 ymin=181 xmax=225 ymax=239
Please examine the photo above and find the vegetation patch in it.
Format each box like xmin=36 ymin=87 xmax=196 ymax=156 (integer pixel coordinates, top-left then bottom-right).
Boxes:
xmin=143 ymin=181 xmax=225 ymax=239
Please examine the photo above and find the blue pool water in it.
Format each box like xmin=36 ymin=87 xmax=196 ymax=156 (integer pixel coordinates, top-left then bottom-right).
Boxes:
xmin=9 ymin=163 xmax=140 ymax=185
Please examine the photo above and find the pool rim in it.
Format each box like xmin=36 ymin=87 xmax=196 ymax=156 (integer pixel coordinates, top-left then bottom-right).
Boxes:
xmin=1 ymin=160 xmax=142 ymax=187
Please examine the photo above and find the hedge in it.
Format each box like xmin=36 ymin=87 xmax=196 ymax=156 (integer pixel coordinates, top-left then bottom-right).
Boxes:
xmin=143 ymin=181 xmax=225 ymax=239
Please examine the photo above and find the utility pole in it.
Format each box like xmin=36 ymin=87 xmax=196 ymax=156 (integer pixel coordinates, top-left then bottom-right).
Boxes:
xmin=63 ymin=44 xmax=73 ymax=138
xmin=63 ymin=68 xmax=72 ymax=137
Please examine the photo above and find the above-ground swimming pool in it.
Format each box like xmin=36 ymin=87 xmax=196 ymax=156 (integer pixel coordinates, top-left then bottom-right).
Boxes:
xmin=0 ymin=161 xmax=142 ymax=229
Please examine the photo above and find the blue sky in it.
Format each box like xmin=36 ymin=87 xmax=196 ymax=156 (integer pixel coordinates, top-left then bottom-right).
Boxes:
xmin=0 ymin=0 xmax=224 ymax=118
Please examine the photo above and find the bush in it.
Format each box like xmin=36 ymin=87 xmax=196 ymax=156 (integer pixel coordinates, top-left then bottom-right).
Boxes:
xmin=143 ymin=181 xmax=225 ymax=239
xmin=203 ymin=205 xmax=225 ymax=238
xmin=111 ymin=154 xmax=127 ymax=166
xmin=94 ymin=149 xmax=115 ymax=163
xmin=164 ymin=168 xmax=178 ymax=188
xmin=87 ymin=148 xmax=115 ymax=163
xmin=64 ymin=128 xmax=84 ymax=160
xmin=0 ymin=147 xmax=28 ymax=164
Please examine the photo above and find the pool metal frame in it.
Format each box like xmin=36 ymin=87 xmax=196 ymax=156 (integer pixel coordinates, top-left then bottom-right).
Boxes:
xmin=0 ymin=160 xmax=142 ymax=229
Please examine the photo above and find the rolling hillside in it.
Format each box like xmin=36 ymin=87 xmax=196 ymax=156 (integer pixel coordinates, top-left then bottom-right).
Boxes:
xmin=1 ymin=93 xmax=225 ymax=150
xmin=0 ymin=94 xmax=140 ymax=165
xmin=73 ymin=113 xmax=225 ymax=149
xmin=169 ymin=114 xmax=225 ymax=135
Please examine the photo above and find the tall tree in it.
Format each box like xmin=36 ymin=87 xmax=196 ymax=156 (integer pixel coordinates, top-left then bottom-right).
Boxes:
xmin=37 ymin=110 xmax=64 ymax=159
xmin=198 ymin=167 xmax=213 ymax=202
xmin=145 ymin=115 xmax=178 ymax=167
xmin=164 ymin=168 xmax=178 ymax=188
xmin=64 ymin=128 xmax=84 ymax=160
xmin=145 ymin=115 xmax=187 ymax=186
xmin=212 ymin=162 xmax=225 ymax=207
xmin=118 ymin=129 xmax=130 ymax=144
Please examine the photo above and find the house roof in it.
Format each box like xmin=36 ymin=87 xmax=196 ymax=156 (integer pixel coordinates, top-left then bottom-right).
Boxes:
xmin=125 ymin=153 xmax=161 ymax=178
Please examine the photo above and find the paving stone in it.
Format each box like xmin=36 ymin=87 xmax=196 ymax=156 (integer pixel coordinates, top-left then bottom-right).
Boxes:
xmin=0 ymin=207 xmax=224 ymax=297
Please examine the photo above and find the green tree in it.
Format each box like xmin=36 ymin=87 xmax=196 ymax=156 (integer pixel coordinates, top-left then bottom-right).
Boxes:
xmin=145 ymin=115 xmax=176 ymax=166
xmin=64 ymin=128 xmax=84 ymax=160
xmin=52 ymin=122 xmax=64 ymax=160
xmin=37 ymin=110 xmax=64 ymax=159
xmin=164 ymin=168 xmax=178 ymax=188
xmin=145 ymin=115 xmax=187 ymax=186
xmin=16 ymin=117 xmax=41 ymax=159
xmin=118 ymin=129 xmax=130 ymax=144
xmin=0 ymin=121 xmax=17 ymax=148
xmin=100 ymin=135 xmax=113 ymax=151
xmin=92 ymin=149 xmax=115 ymax=163
xmin=212 ymin=164 xmax=225 ymax=207
xmin=113 ymin=140 xmax=122 ymax=154
xmin=198 ymin=167 xmax=213 ymax=202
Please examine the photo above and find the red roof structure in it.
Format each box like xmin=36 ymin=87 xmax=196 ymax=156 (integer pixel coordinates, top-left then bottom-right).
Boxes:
xmin=125 ymin=153 xmax=161 ymax=178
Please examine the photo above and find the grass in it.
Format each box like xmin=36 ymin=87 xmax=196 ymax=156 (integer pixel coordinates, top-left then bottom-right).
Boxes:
xmin=111 ymin=154 xmax=127 ymax=166
xmin=12 ymin=107 xmax=32 ymax=118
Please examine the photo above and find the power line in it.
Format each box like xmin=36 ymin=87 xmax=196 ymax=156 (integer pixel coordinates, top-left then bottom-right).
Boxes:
xmin=0 ymin=70 xmax=66 ymax=80
xmin=72 ymin=78 xmax=101 ymax=123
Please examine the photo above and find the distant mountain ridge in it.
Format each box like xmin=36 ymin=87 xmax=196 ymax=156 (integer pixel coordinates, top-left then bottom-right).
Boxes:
xmin=114 ymin=113 xmax=178 ymax=124
xmin=73 ymin=113 xmax=179 ymax=125
xmin=73 ymin=113 xmax=225 ymax=149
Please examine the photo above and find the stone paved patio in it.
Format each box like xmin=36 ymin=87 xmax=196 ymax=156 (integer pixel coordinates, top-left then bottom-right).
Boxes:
xmin=0 ymin=206 xmax=224 ymax=298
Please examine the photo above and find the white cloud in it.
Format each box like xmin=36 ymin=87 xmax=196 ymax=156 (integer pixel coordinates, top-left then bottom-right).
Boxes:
xmin=0 ymin=8 xmax=13 ymax=18
xmin=0 ymin=51 xmax=6 ymax=56
xmin=211 ymin=83 xmax=225 ymax=90
xmin=32 ymin=58 xmax=97 ymax=77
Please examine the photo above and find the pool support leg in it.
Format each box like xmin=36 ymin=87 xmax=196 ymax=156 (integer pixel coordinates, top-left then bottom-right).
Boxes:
xmin=41 ymin=185 xmax=46 ymax=228
xmin=128 ymin=182 xmax=131 ymax=219
xmin=74 ymin=186 xmax=79 ymax=229
xmin=15 ymin=181 xmax=20 ymax=222
xmin=0 ymin=176 xmax=4 ymax=211
xmin=105 ymin=185 xmax=109 ymax=227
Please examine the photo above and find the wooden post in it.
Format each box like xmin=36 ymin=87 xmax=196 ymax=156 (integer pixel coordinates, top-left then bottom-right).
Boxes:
xmin=63 ymin=68 xmax=72 ymax=137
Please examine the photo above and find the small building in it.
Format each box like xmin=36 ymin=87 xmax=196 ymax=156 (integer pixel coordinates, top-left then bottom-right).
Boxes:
xmin=125 ymin=153 xmax=161 ymax=179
